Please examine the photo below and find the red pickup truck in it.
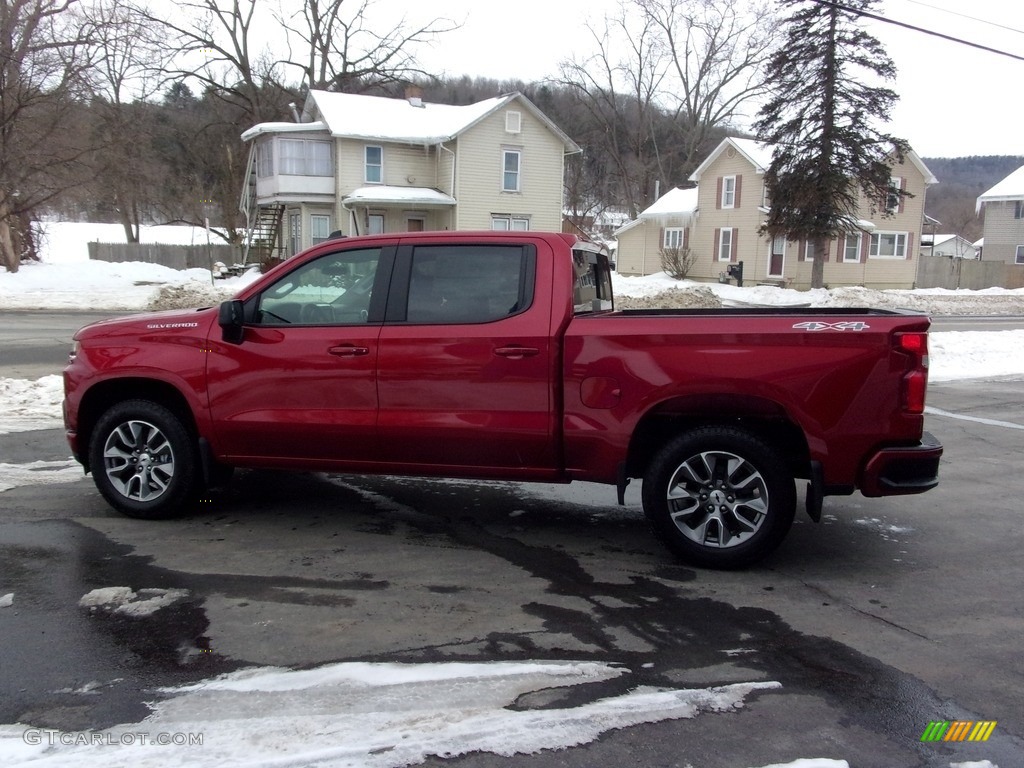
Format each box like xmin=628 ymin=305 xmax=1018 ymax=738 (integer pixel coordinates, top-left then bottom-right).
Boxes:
xmin=63 ymin=231 xmax=942 ymax=568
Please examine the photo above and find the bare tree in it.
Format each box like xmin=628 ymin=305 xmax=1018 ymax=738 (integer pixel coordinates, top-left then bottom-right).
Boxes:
xmin=0 ymin=0 xmax=94 ymax=272
xmin=83 ymin=0 xmax=174 ymax=242
xmin=558 ymin=9 xmax=669 ymax=218
xmin=558 ymin=0 xmax=778 ymax=218
xmin=639 ymin=0 xmax=778 ymax=173
xmin=278 ymin=0 xmax=458 ymax=92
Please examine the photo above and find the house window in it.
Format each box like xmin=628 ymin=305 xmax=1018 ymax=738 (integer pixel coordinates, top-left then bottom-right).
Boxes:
xmin=256 ymin=141 xmax=273 ymax=177
xmin=365 ymin=145 xmax=383 ymax=183
xmin=804 ymin=240 xmax=815 ymax=261
xmin=491 ymin=215 xmax=530 ymax=231
xmin=310 ymin=214 xmax=332 ymax=245
xmin=505 ymin=111 xmax=521 ymax=133
xmin=870 ymin=232 xmax=907 ymax=259
xmin=367 ymin=213 xmax=384 ymax=234
xmin=886 ymin=177 xmax=903 ymax=213
xmin=663 ymin=228 xmax=685 ymax=249
xmin=1016 ymin=245 xmax=1024 ymax=264
xmin=502 ymin=149 xmax=521 ymax=192
xmin=843 ymin=233 xmax=862 ymax=263
xmin=721 ymin=176 xmax=736 ymax=208
xmin=718 ymin=228 xmax=734 ymax=261
xmin=289 ymin=212 xmax=301 ymax=256
xmin=277 ymin=139 xmax=332 ymax=176
xmin=1015 ymin=201 xmax=1024 ymax=220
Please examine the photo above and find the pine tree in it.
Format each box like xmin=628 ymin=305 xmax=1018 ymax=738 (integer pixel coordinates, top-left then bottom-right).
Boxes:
xmin=753 ymin=0 xmax=909 ymax=288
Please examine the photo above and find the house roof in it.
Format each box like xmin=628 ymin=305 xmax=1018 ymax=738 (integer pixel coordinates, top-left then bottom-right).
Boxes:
xmin=342 ymin=186 xmax=456 ymax=207
xmin=240 ymin=121 xmax=328 ymax=141
xmin=689 ymin=137 xmax=774 ymax=181
xmin=639 ymin=187 xmax=699 ymax=218
xmin=613 ymin=187 xmax=699 ymax=236
xmin=689 ymin=136 xmax=937 ymax=185
xmin=242 ymin=90 xmax=581 ymax=152
xmin=976 ymin=164 xmax=1024 ymax=211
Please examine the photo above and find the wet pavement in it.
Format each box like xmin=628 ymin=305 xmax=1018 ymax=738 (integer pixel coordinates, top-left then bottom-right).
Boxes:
xmin=1 ymin=379 xmax=1023 ymax=766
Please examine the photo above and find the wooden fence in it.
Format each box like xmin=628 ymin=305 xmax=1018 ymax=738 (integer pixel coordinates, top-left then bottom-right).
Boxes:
xmin=916 ymin=254 xmax=1024 ymax=290
xmin=87 ymin=242 xmax=243 ymax=271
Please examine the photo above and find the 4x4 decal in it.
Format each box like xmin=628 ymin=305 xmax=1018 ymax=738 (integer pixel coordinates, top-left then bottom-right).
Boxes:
xmin=792 ymin=321 xmax=871 ymax=331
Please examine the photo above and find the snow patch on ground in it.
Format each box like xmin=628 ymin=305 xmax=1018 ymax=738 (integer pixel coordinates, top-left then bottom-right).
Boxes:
xmin=0 ymin=376 xmax=65 ymax=434
xmin=1 ymin=660 xmax=780 ymax=768
xmin=78 ymin=587 xmax=191 ymax=617
xmin=0 ymin=460 xmax=81 ymax=493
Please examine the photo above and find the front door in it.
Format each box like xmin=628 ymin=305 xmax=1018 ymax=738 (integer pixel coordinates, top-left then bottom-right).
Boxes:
xmin=769 ymin=235 xmax=786 ymax=278
xmin=376 ymin=241 xmax=558 ymax=476
xmin=207 ymin=245 xmax=391 ymax=465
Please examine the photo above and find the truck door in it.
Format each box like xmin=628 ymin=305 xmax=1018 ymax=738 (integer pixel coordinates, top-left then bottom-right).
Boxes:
xmin=206 ymin=244 xmax=393 ymax=465
xmin=376 ymin=241 xmax=560 ymax=476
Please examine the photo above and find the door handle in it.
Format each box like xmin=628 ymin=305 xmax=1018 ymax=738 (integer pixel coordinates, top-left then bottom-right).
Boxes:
xmin=494 ymin=346 xmax=540 ymax=359
xmin=329 ymin=345 xmax=370 ymax=357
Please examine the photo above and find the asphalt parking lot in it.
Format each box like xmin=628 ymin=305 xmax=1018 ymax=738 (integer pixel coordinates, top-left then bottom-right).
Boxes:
xmin=1 ymin=373 xmax=1023 ymax=766
xmin=1 ymin=309 xmax=1023 ymax=765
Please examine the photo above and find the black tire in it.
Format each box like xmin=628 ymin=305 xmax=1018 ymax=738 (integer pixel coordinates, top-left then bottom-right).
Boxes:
xmin=88 ymin=399 xmax=199 ymax=520
xmin=642 ymin=426 xmax=796 ymax=569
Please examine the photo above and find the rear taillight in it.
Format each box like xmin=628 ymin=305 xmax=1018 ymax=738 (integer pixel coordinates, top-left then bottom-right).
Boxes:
xmin=896 ymin=332 xmax=929 ymax=414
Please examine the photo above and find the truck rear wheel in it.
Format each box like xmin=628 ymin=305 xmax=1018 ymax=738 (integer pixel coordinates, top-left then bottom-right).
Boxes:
xmin=642 ymin=426 xmax=796 ymax=569
xmin=89 ymin=400 xmax=199 ymax=519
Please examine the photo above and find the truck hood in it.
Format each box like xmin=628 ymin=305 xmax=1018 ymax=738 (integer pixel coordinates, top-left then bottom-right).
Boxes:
xmin=73 ymin=306 xmax=219 ymax=341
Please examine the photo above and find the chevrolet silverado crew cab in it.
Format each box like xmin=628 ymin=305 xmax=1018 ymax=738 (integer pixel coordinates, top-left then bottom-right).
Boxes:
xmin=63 ymin=231 xmax=942 ymax=568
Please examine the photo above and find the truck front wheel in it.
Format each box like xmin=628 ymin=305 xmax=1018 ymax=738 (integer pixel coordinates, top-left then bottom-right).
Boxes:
xmin=642 ymin=427 xmax=796 ymax=569
xmin=89 ymin=400 xmax=199 ymax=519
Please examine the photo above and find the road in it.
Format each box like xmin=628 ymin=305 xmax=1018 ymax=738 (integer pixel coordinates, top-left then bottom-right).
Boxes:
xmin=1 ymin=311 xmax=1023 ymax=766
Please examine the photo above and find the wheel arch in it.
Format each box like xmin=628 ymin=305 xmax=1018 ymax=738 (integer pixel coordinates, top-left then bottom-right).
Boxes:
xmin=624 ymin=393 xmax=812 ymax=482
xmin=77 ymin=378 xmax=200 ymax=474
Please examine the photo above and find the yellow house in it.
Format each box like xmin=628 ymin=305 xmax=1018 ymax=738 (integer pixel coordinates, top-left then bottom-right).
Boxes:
xmin=240 ymin=89 xmax=580 ymax=257
xmin=616 ymin=137 xmax=937 ymax=289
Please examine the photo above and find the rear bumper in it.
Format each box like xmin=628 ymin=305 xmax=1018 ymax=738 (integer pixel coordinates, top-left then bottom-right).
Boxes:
xmin=860 ymin=431 xmax=943 ymax=497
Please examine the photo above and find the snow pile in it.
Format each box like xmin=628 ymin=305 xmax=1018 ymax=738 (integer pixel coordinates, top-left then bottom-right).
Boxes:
xmin=0 ymin=460 xmax=81 ymax=493
xmin=78 ymin=587 xmax=191 ymax=618
xmin=0 ymin=376 xmax=64 ymax=433
xmin=1 ymin=660 xmax=781 ymax=768
xmin=617 ymin=284 xmax=722 ymax=309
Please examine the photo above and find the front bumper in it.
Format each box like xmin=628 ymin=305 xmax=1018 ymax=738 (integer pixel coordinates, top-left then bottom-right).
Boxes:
xmin=860 ymin=431 xmax=943 ymax=497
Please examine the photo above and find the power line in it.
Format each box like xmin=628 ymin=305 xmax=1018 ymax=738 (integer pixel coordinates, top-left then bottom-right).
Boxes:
xmin=896 ymin=0 xmax=1024 ymax=39
xmin=811 ymin=0 xmax=1024 ymax=63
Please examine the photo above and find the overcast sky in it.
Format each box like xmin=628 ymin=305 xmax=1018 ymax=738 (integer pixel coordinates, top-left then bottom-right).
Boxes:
xmin=407 ymin=0 xmax=1024 ymax=159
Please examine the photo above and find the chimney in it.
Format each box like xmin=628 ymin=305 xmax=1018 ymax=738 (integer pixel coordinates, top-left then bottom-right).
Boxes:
xmin=405 ymin=85 xmax=424 ymax=108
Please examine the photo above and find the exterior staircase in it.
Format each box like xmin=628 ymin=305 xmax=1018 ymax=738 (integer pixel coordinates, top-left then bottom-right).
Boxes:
xmin=239 ymin=144 xmax=286 ymax=265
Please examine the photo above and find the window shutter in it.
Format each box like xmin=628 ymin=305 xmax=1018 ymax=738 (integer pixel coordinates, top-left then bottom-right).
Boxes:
xmin=906 ymin=231 xmax=914 ymax=260
xmin=797 ymin=238 xmax=805 ymax=262
xmin=714 ymin=228 xmax=721 ymax=259
xmin=822 ymin=238 xmax=830 ymax=262
xmin=716 ymin=178 xmax=723 ymax=210
xmin=731 ymin=230 xmax=738 ymax=262
xmin=659 ymin=227 xmax=664 ymax=249
xmin=683 ymin=227 xmax=689 ymax=250
xmin=734 ymin=175 xmax=742 ymax=208
xmin=860 ymin=234 xmax=870 ymax=262
xmin=898 ymin=178 xmax=906 ymax=214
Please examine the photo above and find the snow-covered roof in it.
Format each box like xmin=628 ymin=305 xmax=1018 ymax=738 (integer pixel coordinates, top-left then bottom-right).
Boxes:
xmin=240 ymin=121 xmax=328 ymax=141
xmin=343 ymin=186 xmax=456 ymax=206
xmin=976 ymin=164 xmax=1024 ymax=211
xmin=612 ymin=188 xmax=699 ymax=236
xmin=690 ymin=136 xmax=937 ymax=186
xmin=252 ymin=90 xmax=580 ymax=152
xmin=639 ymin=187 xmax=699 ymax=218
xmin=689 ymin=137 xmax=774 ymax=181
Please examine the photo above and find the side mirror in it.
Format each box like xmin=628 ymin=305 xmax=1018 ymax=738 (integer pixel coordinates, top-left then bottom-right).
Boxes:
xmin=218 ymin=299 xmax=245 ymax=344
